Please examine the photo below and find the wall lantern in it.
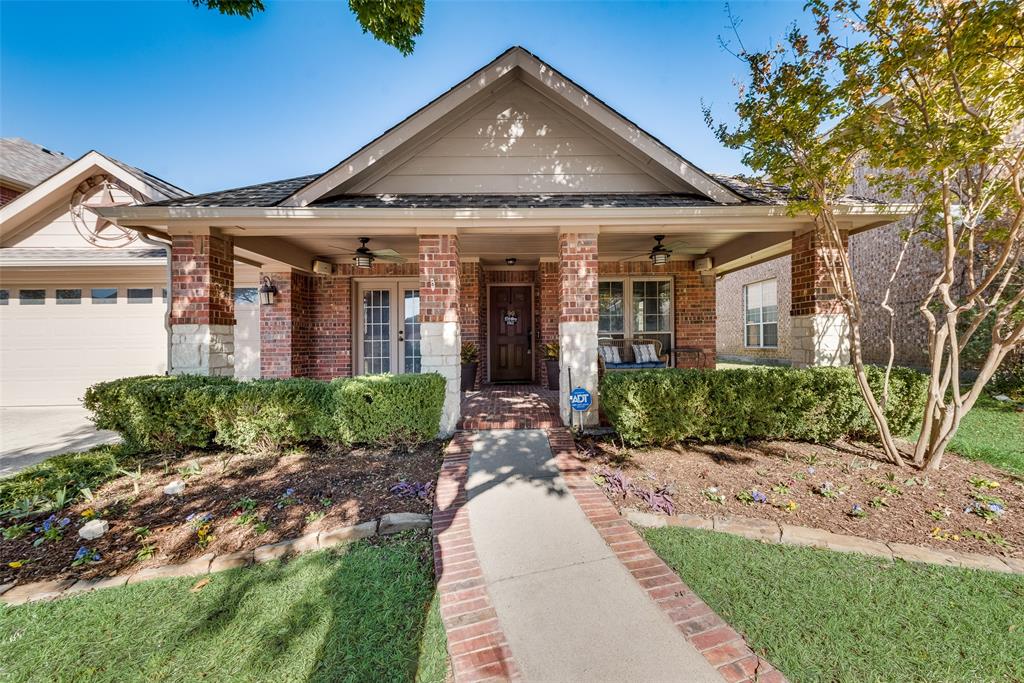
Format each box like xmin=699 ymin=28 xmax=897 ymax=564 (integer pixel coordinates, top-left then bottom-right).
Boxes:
xmin=648 ymin=235 xmax=672 ymax=266
xmin=258 ymin=276 xmax=278 ymax=306
xmin=505 ymin=257 xmax=517 ymax=266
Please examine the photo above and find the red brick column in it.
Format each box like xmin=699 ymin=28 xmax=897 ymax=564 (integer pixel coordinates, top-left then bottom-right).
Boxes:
xmin=539 ymin=260 xmax=560 ymax=388
xmin=420 ymin=234 xmax=461 ymax=436
xmin=674 ymin=266 xmax=717 ymax=368
xmin=558 ymin=232 xmax=599 ymax=425
xmin=169 ymin=233 xmax=235 ymax=376
xmin=259 ymin=271 xmax=313 ymax=379
xmin=790 ymin=230 xmax=850 ymax=367
xmin=459 ymin=261 xmax=482 ymax=389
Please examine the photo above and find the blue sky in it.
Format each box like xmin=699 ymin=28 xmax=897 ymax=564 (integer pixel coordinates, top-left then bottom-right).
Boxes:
xmin=1 ymin=0 xmax=810 ymax=194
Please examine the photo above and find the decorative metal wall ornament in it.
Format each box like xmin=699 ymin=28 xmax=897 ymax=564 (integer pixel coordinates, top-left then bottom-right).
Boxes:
xmin=503 ymin=310 xmax=519 ymax=326
xmin=69 ymin=175 xmax=146 ymax=249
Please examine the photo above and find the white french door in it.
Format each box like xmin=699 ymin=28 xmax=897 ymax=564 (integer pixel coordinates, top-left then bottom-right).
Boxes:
xmin=356 ymin=281 xmax=421 ymax=375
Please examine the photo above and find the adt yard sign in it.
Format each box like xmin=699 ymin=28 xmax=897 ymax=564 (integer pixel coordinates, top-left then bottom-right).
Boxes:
xmin=569 ymin=387 xmax=592 ymax=412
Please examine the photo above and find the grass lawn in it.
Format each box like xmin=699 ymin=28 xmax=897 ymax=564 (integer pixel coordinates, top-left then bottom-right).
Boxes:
xmin=645 ymin=527 xmax=1024 ymax=683
xmin=944 ymin=393 xmax=1024 ymax=476
xmin=0 ymin=534 xmax=447 ymax=683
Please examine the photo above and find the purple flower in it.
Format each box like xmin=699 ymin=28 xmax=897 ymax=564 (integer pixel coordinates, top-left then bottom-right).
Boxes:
xmin=987 ymin=503 xmax=1004 ymax=514
xmin=807 ymin=467 xmax=816 ymax=475
xmin=59 ymin=518 xmax=70 ymax=528
xmin=285 ymin=488 xmax=295 ymax=496
xmin=751 ymin=490 xmax=768 ymax=504
xmin=74 ymin=547 xmax=89 ymax=561
xmin=186 ymin=513 xmax=197 ymax=522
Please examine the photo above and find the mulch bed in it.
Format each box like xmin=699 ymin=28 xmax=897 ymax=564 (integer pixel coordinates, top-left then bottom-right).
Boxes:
xmin=1 ymin=442 xmax=443 ymax=584
xmin=576 ymin=436 xmax=1024 ymax=559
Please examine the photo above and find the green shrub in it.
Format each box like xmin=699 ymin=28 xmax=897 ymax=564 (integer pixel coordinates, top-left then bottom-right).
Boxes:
xmin=328 ymin=373 xmax=446 ymax=446
xmin=84 ymin=375 xmax=230 ymax=453
xmin=0 ymin=445 xmax=127 ymax=510
xmin=600 ymin=366 xmax=927 ymax=447
xmin=84 ymin=372 xmax=446 ymax=454
xmin=212 ymin=378 xmax=333 ymax=452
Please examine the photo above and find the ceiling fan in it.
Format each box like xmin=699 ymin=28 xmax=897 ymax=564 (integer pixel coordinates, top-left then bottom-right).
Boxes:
xmin=323 ymin=237 xmax=406 ymax=269
xmin=617 ymin=235 xmax=708 ymax=264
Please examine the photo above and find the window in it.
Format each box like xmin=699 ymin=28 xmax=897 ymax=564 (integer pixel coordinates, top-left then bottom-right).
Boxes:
xmin=91 ymin=288 xmax=117 ymax=304
xmin=744 ymin=279 xmax=778 ymax=348
xmin=127 ymin=288 xmax=153 ymax=304
xmin=599 ymin=278 xmax=673 ymax=351
xmin=0 ymin=290 xmax=8 ymax=305
xmin=234 ymin=287 xmax=258 ymax=304
xmin=57 ymin=288 xmax=82 ymax=305
xmin=19 ymin=289 xmax=45 ymax=305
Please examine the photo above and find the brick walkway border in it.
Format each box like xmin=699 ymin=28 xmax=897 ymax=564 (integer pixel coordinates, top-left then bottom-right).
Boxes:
xmin=546 ymin=427 xmax=787 ymax=683
xmin=433 ymin=432 xmax=521 ymax=681
xmin=624 ymin=509 xmax=1024 ymax=575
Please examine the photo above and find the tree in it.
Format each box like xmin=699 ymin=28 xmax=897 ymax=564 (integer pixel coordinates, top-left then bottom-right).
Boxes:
xmin=708 ymin=0 xmax=1024 ymax=469
xmin=193 ymin=0 xmax=425 ymax=55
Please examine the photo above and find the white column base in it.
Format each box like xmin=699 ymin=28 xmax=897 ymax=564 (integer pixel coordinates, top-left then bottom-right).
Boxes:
xmin=170 ymin=324 xmax=235 ymax=377
xmin=790 ymin=313 xmax=850 ymax=368
xmin=421 ymin=320 xmax=462 ymax=437
xmin=559 ymin=320 xmax=599 ymax=427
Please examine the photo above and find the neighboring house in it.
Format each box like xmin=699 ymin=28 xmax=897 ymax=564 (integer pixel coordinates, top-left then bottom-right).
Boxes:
xmin=99 ymin=46 xmax=905 ymax=432
xmin=0 ymin=139 xmax=260 ymax=407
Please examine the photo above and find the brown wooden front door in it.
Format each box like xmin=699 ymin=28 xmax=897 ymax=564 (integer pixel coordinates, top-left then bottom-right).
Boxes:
xmin=489 ymin=286 xmax=533 ymax=383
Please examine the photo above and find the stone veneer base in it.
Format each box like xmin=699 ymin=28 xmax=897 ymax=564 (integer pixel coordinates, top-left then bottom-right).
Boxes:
xmin=1 ymin=514 xmax=429 ymax=607
xmin=624 ymin=509 xmax=1023 ymax=575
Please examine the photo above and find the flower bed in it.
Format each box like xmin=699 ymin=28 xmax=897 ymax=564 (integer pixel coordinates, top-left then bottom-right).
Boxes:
xmin=577 ymin=436 xmax=1023 ymax=560
xmin=1 ymin=442 xmax=442 ymax=585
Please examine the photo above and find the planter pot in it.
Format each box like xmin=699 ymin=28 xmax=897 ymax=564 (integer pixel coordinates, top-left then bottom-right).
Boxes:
xmin=461 ymin=363 xmax=478 ymax=391
xmin=544 ymin=359 xmax=560 ymax=391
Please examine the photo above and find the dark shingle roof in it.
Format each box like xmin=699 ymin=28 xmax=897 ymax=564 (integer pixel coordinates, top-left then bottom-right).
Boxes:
xmin=105 ymin=156 xmax=190 ymax=199
xmin=311 ymin=193 xmax=722 ymax=209
xmin=0 ymin=138 xmax=73 ymax=188
xmin=145 ymin=175 xmax=320 ymax=208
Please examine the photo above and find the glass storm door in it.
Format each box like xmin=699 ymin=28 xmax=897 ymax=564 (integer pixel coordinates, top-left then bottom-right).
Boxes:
xmin=358 ymin=283 xmax=420 ymax=375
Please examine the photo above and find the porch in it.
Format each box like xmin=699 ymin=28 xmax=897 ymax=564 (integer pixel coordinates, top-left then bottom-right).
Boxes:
xmin=459 ymin=385 xmax=561 ymax=430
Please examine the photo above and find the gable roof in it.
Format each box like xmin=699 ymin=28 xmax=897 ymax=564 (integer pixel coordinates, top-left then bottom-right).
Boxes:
xmin=0 ymin=150 xmax=189 ymax=244
xmin=280 ymin=46 xmax=745 ymax=206
xmin=0 ymin=138 xmax=73 ymax=190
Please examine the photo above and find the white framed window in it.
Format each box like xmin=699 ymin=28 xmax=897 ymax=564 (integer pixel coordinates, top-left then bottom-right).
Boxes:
xmin=19 ymin=289 xmax=45 ymax=305
xmin=91 ymin=288 xmax=117 ymax=304
xmin=127 ymin=288 xmax=153 ymax=304
xmin=598 ymin=277 xmax=673 ymax=352
xmin=57 ymin=288 xmax=82 ymax=305
xmin=744 ymin=279 xmax=778 ymax=348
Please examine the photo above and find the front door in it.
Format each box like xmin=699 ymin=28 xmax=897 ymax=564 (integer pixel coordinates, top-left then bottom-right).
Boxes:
xmin=489 ymin=286 xmax=532 ymax=383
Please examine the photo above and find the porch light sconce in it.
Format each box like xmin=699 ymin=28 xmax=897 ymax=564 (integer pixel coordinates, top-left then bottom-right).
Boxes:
xmin=354 ymin=253 xmax=374 ymax=269
xmin=505 ymin=257 xmax=517 ymax=266
xmin=258 ymin=276 xmax=278 ymax=306
xmin=650 ymin=251 xmax=670 ymax=266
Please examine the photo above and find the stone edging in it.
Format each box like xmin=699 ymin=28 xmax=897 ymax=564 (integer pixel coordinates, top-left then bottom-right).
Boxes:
xmin=0 ymin=512 xmax=430 ymax=607
xmin=545 ymin=428 xmax=787 ymax=683
xmin=432 ymin=432 xmax=521 ymax=681
xmin=624 ymin=509 xmax=1024 ymax=575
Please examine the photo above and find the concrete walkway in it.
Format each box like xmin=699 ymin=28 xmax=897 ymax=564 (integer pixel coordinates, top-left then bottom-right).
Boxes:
xmin=465 ymin=429 xmax=723 ymax=682
xmin=0 ymin=406 xmax=118 ymax=478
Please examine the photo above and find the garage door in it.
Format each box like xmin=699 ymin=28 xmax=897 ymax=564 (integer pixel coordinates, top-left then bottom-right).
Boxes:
xmin=0 ymin=286 xmax=167 ymax=406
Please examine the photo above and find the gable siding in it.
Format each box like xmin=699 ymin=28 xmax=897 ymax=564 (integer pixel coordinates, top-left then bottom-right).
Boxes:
xmin=6 ymin=184 xmax=138 ymax=250
xmin=364 ymin=84 xmax=670 ymax=194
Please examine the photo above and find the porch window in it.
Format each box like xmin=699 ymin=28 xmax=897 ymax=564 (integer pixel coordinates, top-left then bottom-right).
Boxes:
xmin=599 ymin=278 xmax=672 ymax=351
xmin=356 ymin=281 xmax=421 ymax=375
xmin=744 ymin=279 xmax=778 ymax=348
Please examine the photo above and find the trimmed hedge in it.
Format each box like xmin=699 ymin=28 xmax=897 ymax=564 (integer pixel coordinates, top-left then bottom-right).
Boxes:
xmin=84 ymin=373 xmax=446 ymax=454
xmin=600 ymin=366 xmax=928 ymax=446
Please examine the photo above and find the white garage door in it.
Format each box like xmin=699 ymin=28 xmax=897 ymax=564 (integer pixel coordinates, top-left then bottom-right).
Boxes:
xmin=0 ymin=285 xmax=167 ymax=407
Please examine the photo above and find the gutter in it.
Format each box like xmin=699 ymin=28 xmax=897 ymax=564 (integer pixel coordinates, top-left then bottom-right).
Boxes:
xmin=136 ymin=232 xmax=172 ymax=376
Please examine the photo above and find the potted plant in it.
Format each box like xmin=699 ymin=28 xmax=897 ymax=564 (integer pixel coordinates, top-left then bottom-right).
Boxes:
xmin=543 ymin=342 xmax=560 ymax=391
xmin=460 ymin=342 xmax=479 ymax=391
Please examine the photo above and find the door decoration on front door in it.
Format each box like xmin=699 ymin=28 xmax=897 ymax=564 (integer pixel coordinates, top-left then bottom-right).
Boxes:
xmin=503 ymin=310 xmax=519 ymax=326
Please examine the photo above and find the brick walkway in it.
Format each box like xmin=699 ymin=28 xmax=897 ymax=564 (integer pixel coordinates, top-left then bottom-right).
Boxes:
xmin=459 ymin=385 xmax=561 ymax=430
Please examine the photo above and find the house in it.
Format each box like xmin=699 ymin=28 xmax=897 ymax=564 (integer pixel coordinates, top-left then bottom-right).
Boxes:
xmin=0 ymin=139 xmax=261 ymax=407
xmin=99 ymin=47 xmax=905 ymax=433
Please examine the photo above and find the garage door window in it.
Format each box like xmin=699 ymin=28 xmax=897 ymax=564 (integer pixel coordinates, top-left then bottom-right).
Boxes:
xmin=127 ymin=288 xmax=153 ymax=304
xmin=0 ymin=290 xmax=8 ymax=305
xmin=92 ymin=288 xmax=117 ymax=304
xmin=57 ymin=289 xmax=82 ymax=305
xmin=19 ymin=289 xmax=45 ymax=305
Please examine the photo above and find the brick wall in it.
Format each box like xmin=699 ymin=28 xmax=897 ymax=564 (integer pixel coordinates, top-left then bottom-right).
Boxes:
xmin=460 ymin=261 xmax=483 ymax=387
xmin=0 ymin=183 xmax=22 ymax=207
xmin=716 ymin=257 xmax=792 ymax=363
xmin=170 ymin=234 xmax=235 ymax=327
xmin=558 ymin=233 xmax=599 ymax=322
xmin=539 ymin=261 xmax=560 ymax=386
xmin=419 ymin=235 xmax=460 ymax=323
xmin=598 ymin=260 xmax=716 ymax=368
xmin=791 ymin=230 xmax=846 ymax=317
